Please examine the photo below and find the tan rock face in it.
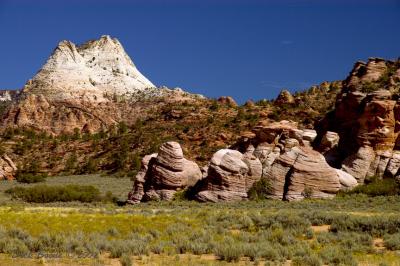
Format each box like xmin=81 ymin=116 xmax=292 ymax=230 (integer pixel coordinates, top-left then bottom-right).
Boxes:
xmin=194 ymin=120 xmax=356 ymax=202
xmin=317 ymin=58 xmax=400 ymax=183
xmin=275 ymin=90 xmax=294 ymax=105
xmin=264 ymin=146 xmax=342 ymax=201
xmin=217 ymin=96 xmax=238 ymax=107
xmin=346 ymin=58 xmax=388 ymax=91
xmin=195 ymin=149 xmax=262 ymax=202
xmin=127 ymin=142 xmax=202 ymax=203
xmin=0 ymin=154 xmax=17 ymax=180
xmin=127 ymin=154 xmax=157 ymax=204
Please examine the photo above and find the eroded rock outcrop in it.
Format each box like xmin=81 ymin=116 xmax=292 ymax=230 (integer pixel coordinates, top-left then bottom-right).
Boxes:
xmin=217 ymin=96 xmax=238 ymax=107
xmin=127 ymin=142 xmax=202 ymax=203
xmin=0 ymin=154 xmax=17 ymax=180
xmin=264 ymin=146 xmax=341 ymax=200
xmin=242 ymin=120 xmax=355 ymax=200
xmin=317 ymin=58 xmax=400 ymax=183
xmin=194 ymin=120 xmax=357 ymax=202
xmin=195 ymin=149 xmax=262 ymax=202
xmin=128 ymin=120 xmax=360 ymax=203
xmin=275 ymin=90 xmax=294 ymax=105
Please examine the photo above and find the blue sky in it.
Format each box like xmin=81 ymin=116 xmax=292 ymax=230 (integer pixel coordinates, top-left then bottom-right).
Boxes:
xmin=1 ymin=0 xmax=399 ymax=103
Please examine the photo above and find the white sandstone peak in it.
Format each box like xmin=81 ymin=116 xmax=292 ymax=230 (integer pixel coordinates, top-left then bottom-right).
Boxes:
xmin=26 ymin=35 xmax=156 ymax=102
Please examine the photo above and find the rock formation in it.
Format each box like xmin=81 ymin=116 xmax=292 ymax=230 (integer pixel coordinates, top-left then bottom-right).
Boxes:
xmin=317 ymin=58 xmax=400 ymax=183
xmin=217 ymin=96 xmax=238 ymax=107
xmin=1 ymin=35 xmax=202 ymax=135
xmin=240 ymin=120 xmax=356 ymax=200
xmin=275 ymin=90 xmax=294 ymax=105
xmin=264 ymin=146 xmax=341 ymax=200
xmin=0 ymin=154 xmax=17 ymax=180
xmin=195 ymin=149 xmax=262 ymax=202
xmin=127 ymin=142 xmax=202 ymax=203
xmin=129 ymin=120 xmax=360 ymax=203
xmin=193 ymin=120 xmax=357 ymax=202
xmin=23 ymin=35 xmax=155 ymax=102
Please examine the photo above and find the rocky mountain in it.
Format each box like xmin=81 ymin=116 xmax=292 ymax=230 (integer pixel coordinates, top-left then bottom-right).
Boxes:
xmin=23 ymin=35 xmax=155 ymax=102
xmin=0 ymin=35 xmax=201 ymax=135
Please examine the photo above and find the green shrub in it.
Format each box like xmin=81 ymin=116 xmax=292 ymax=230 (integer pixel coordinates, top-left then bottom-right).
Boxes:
xmin=292 ymin=254 xmax=322 ymax=266
xmin=329 ymin=214 xmax=400 ymax=236
xmin=316 ymin=232 xmax=372 ymax=253
xmin=319 ymin=246 xmax=357 ymax=266
xmin=64 ymin=152 xmax=78 ymax=173
xmin=80 ymin=157 xmax=98 ymax=174
xmin=214 ymin=243 xmax=243 ymax=262
xmin=260 ymin=245 xmax=280 ymax=261
xmin=248 ymin=178 xmax=271 ymax=200
xmin=302 ymin=186 xmax=313 ymax=199
xmin=2 ymin=238 xmax=31 ymax=258
xmin=150 ymin=242 xmax=164 ymax=254
xmin=360 ymin=81 xmax=379 ymax=93
xmin=5 ymin=185 xmax=101 ymax=203
xmin=119 ymin=253 xmax=132 ymax=266
xmin=16 ymin=172 xmax=47 ymax=183
xmin=384 ymin=233 xmax=400 ymax=250
xmin=343 ymin=178 xmax=400 ymax=196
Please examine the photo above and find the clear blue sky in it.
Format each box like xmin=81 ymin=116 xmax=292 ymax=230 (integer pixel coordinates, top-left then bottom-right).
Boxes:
xmin=1 ymin=0 xmax=399 ymax=103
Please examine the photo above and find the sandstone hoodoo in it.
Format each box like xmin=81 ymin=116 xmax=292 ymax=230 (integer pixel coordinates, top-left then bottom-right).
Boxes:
xmin=133 ymin=120 xmax=358 ymax=203
xmin=127 ymin=141 xmax=202 ymax=203
xmin=228 ymin=120 xmax=356 ymax=201
xmin=194 ymin=149 xmax=262 ymax=202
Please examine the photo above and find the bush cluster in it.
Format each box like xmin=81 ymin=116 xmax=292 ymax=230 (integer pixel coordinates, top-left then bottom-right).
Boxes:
xmin=15 ymin=173 xmax=47 ymax=184
xmin=247 ymin=178 xmax=271 ymax=200
xmin=5 ymin=185 xmax=101 ymax=203
xmin=384 ymin=233 xmax=400 ymax=250
xmin=343 ymin=178 xmax=400 ymax=197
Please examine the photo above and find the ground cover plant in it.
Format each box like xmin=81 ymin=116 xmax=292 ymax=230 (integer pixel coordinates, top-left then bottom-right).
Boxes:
xmin=0 ymin=194 xmax=399 ymax=265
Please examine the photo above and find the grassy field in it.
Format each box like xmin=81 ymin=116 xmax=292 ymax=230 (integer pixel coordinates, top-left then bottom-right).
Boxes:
xmin=0 ymin=175 xmax=400 ymax=265
xmin=0 ymin=193 xmax=398 ymax=264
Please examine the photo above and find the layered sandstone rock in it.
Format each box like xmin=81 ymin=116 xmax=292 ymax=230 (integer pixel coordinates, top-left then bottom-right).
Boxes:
xmin=127 ymin=154 xmax=157 ymax=204
xmin=317 ymin=58 xmax=400 ymax=183
xmin=0 ymin=154 xmax=17 ymax=180
xmin=346 ymin=58 xmax=388 ymax=91
xmin=195 ymin=149 xmax=262 ymax=202
xmin=127 ymin=142 xmax=202 ymax=203
xmin=264 ymin=146 xmax=341 ymax=200
xmin=336 ymin=169 xmax=358 ymax=190
xmin=195 ymin=120 xmax=357 ymax=202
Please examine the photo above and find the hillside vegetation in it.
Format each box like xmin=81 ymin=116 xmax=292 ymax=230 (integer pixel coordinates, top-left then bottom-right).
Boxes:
xmin=0 ymin=82 xmax=340 ymax=177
